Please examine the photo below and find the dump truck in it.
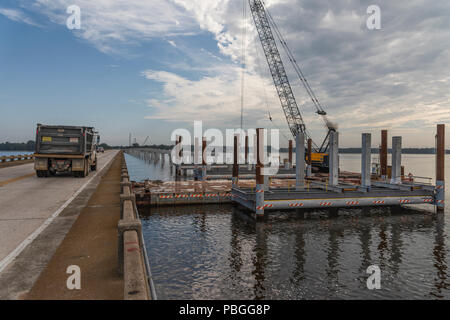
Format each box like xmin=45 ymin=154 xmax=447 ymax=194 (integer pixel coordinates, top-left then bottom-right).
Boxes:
xmin=34 ymin=124 xmax=98 ymax=178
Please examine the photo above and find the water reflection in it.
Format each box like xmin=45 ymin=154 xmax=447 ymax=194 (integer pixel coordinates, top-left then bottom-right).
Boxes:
xmin=291 ymin=228 xmax=306 ymax=284
xmin=431 ymin=214 xmax=449 ymax=298
xmin=138 ymin=203 xmax=450 ymax=299
xmin=325 ymin=224 xmax=342 ymax=293
xmin=130 ymin=152 xmax=450 ymax=299
xmin=358 ymin=218 xmax=372 ymax=285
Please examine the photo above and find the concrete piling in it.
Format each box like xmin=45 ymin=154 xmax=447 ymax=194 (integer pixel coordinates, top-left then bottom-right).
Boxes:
xmin=381 ymin=130 xmax=388 ymax=180
xmin=296 ymin=133 xmax=305 ymax=189
xmin=255 ymin=128 xmax=265 ymax=219
xmin=194 ymin=137 xmax=200 ymax=166
xmin=436 ymin=124 xmax=445 ymax=212
xmin=288 ymin=140 xmax=293 ymax=169
xmin=329 ymin=131 xmax=339 ymax=186
xmin=391 ymin=136 xmax=402 ymax=184
xmin=307 ymin=138 xmax=312 ymax=177
xmin=253 ymin=133 xmax=258 ymax=169
xmin=361 ymin=133 xmax=371 ymax=187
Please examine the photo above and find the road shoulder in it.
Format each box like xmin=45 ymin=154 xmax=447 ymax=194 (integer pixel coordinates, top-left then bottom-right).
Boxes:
xmin=0 ymin=151 xmax=120 ymax=299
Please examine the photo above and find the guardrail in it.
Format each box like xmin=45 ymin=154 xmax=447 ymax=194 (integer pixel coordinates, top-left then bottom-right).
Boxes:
xmin=0 ymin=154 xmax=34 ymax=163
xmin=118 ymin=152 xmax=156 ymax=300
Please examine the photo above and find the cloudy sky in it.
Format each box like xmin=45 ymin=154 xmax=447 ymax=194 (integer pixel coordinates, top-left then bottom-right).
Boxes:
xmin=1 ymin=0 xmax=449 ymax=148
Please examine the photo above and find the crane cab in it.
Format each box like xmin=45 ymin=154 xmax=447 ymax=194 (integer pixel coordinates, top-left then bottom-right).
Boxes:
xmin=306 ymin=152 xmax=329 ymax=173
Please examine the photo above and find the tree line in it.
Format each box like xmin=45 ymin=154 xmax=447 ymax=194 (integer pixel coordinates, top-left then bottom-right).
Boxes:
xmin=0 ymin=141 xmax=35 ymax=151
xmin=1 ymin=142 xmax=448 ymax=154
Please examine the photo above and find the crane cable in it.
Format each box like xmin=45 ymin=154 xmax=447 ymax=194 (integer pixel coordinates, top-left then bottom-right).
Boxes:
xmin=262 ymin=1 xmax=328 ymax=129
xmin=260 ymin=1 xmax=322 ymax=150
xmin=253 ymin=33 xmax=291 ymax=141
xmin=240 ymin=0 xmax=247 ymax=130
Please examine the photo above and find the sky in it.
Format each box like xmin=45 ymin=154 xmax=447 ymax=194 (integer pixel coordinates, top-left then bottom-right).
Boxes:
xmin=0 ymin=0 xmax=449 ymax=148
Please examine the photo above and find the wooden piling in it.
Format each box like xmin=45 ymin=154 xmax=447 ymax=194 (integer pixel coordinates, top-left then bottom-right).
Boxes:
xmin=202 ymin=137 xmax=207 ymax=181
xmin=245 ymin=135 xmax=249 ymax=165
xmin=255 ymin=128 xmax=265 ymax=219
xmin=436 ymin=124 xmax=445 ymax=212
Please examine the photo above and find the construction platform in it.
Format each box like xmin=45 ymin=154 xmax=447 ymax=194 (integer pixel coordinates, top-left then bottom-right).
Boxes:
xmin=132 ymin=175 xmax=435 ymax=209
xmin=130 ymin=124 xmax=445 ymax=219
xmin=232 ymin=181 xmax=435 ymax=212
xmin=132 ymin=170 xmax=362 ymax=206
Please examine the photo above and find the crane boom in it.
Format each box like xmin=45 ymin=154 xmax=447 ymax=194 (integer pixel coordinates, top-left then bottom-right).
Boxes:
xmin=248 ymin=0 xmax=334 ymax=153
xmin=248 ymin=0 xmax=308 ymax=140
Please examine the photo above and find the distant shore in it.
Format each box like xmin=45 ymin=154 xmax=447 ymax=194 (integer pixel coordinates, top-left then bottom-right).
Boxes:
xmin=1 ymin=140 xmax=448 ymax=155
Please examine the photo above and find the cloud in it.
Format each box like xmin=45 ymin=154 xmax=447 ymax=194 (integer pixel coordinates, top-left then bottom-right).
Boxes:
xmin=0 ymin=7 xmax=40 ymax=26
xmin=27 ymin=0 xmax=450 ymax=146
xmin=141 ymin=67 xmax=289 ymax=132
xmin=167 ymin=40 xmax=177 ymax=47
xmin=163 ymin=0 xmax=450 ymax=146
xmin=27 ymin=0 xmax=200 ymax=54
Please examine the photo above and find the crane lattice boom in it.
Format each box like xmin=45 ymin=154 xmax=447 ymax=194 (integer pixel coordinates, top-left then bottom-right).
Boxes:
xmin=249 ymin=0 xmax=308 ymax=140
xmin=249 ymin=0 xmax=334 ymax=152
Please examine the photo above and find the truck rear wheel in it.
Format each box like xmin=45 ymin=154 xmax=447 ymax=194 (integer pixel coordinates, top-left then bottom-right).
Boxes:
xmin=91 ymin=157 xmax=97 ymax=171
xmin=36 ymin=170 xmax=49 ymax=178
xmin=74 ymin=160 xmax=88 ymax=178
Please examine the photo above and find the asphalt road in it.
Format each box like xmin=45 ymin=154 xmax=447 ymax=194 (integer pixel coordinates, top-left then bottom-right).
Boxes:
xmin=0 ymin=151 xmax=118 ymax=268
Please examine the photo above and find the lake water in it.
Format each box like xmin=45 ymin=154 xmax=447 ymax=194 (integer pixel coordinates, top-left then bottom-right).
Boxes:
xmin=125 ymin=153 xmax=450 ymax=300
xmin=0 ymin=151 xmax=33 ymax=157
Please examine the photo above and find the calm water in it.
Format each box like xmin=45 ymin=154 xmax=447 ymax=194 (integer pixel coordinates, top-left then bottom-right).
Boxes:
xmin=0 ymin=151 xmax=33 ymax=157
xmin=125 ymin=153 xmax=450 ymax=300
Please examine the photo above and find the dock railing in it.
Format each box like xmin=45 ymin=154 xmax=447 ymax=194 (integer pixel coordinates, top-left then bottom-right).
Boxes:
xmin=118 ymin=152 xmax=156 ymax=300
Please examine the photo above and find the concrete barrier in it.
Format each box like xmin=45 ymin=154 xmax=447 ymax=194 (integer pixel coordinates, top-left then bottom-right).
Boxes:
xmin=118 ymin=152 xmax=152 ymax=300
xmin=0 ymin=154 xmax=34 ymax=163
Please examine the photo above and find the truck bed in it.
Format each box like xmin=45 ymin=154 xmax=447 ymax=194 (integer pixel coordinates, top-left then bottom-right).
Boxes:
xmin=35 ymin=124 xmax=94 ymax=155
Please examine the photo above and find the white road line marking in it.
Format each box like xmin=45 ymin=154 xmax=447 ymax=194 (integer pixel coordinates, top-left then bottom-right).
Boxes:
xmin=0 ymin=151 xmax=118 ymax=274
